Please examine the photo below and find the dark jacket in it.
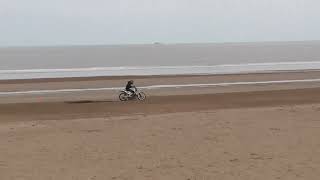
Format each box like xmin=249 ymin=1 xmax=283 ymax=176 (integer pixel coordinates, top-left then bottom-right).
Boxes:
xmin=126 ymin=81 xmax=133 ymax=91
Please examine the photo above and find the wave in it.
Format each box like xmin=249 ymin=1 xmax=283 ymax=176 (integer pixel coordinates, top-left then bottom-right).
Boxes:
xmin=1 ymin=61 xmax=320 ymax=80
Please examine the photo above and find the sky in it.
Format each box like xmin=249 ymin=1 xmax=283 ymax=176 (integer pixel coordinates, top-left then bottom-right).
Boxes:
xmin=0 ymin=0 xmax=319 ymax=47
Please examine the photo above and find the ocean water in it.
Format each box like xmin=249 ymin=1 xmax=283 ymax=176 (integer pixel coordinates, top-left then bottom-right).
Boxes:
xmin=1 ymin=41 xmax=320 ymax=80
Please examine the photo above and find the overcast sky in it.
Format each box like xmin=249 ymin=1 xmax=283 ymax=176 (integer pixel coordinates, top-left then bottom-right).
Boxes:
xmin=0 ymin=0 xmax=319 ymax=46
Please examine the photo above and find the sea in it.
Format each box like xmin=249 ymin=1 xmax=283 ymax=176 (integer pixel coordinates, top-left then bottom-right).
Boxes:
xmin=1 ymin=41 xmax=320 ymax=80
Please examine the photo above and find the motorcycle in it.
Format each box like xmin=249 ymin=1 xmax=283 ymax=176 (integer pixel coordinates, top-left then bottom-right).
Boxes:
xmin=119 ymin=86 xmax=147 ymax=101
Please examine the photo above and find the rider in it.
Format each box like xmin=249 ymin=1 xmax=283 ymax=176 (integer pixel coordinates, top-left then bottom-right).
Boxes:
xmin=125 ymin=80 xmax=136 ymax=96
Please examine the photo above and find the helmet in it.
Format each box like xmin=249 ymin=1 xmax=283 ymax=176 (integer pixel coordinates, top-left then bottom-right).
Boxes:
xmin=129 ymin=80 xmax=134 ymax=84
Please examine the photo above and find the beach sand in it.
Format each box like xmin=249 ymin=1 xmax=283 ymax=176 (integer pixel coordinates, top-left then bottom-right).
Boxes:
xmin=1 ymin=72 xmax=320 ymax=179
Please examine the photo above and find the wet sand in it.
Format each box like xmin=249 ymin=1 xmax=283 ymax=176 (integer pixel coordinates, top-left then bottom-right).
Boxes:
xmin=1 ymin=72 xmax=320 ymax=179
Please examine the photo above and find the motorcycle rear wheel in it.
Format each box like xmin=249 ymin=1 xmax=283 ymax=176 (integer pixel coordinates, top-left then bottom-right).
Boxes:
xmin=119 ymin=92 xmax=129 ymax=101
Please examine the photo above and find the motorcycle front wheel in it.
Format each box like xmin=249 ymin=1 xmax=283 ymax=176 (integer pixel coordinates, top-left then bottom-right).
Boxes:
xmin=137 ymin=92 xmax=147 ymax=101
xmin=119 ymin=92 xmax=129 ymax=101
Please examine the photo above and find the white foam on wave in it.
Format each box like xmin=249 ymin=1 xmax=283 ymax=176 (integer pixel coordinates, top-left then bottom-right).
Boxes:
xmin=1 ymin=61 xmax=320 ymax=80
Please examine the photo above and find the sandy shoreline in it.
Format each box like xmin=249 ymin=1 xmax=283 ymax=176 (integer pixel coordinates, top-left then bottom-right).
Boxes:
xmin=1 ymin=72 xmax=320 ymax=179
xmin=1 ymin=88 xmax=320 ymax=122
xmin=2 ymin=70 xmax=320 ymax=104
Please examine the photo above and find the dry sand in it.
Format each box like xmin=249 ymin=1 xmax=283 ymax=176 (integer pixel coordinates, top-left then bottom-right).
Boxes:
xmin=1 ymin=73 xmax=320 ymax=179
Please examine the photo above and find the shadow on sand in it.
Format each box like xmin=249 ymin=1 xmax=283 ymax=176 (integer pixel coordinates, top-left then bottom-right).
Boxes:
xmin=64 ymin=100 xmax=116 ymax=104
